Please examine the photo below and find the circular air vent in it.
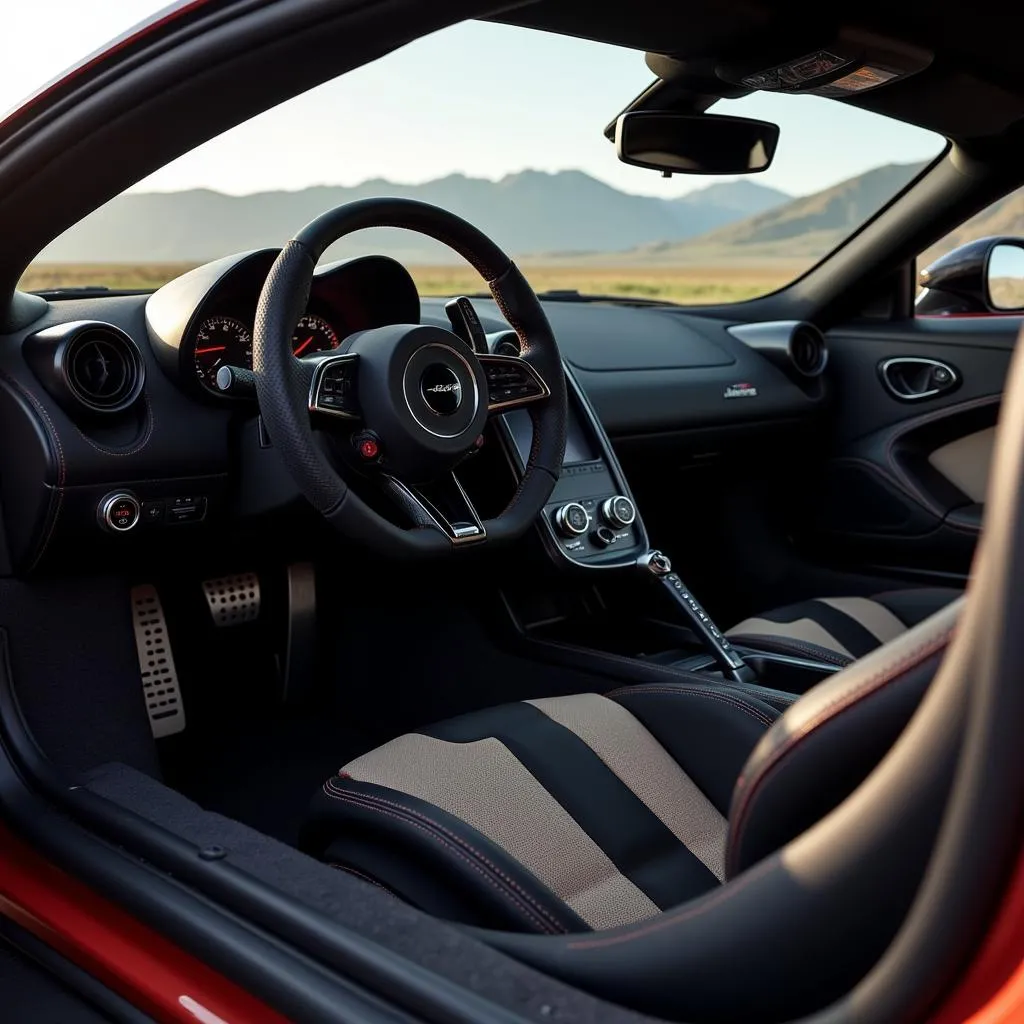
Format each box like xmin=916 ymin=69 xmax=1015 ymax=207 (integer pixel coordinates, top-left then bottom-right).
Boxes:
xmin=64 ymin=327 xmax=145 ymax=413
xmin=790 ymin=323 xmax=828 ymax=377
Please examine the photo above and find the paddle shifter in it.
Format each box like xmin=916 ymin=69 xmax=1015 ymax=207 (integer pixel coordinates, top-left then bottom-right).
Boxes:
xmin=638 ymin=550 xmax=756 ymax=683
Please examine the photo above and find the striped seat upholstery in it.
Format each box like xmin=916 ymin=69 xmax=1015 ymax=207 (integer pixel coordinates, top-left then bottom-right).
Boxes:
xmin=303 ymin=682 xmax=782 ymax=932
xmin=302 ymin=599 xmax=961 ymax=936
xmin=726 ymin=587 xmax=961 ymax=664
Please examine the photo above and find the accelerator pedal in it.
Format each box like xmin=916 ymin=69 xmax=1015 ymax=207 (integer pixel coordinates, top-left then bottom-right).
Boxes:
xmin=130 ymin=584 xmax=186 ymax=738
xmin=201 ymin=572 xmax=261 ymax=627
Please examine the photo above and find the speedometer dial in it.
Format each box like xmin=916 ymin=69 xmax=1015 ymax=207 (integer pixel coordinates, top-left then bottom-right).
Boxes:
xmin=194 ymin=316 xmax=251 ymax=391
xmin=292 ymin=314 xmax=339 ymax=357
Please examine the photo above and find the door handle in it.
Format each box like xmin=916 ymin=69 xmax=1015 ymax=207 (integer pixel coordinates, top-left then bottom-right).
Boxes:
xmin=879 ymin=357 xmax=960 ymax=401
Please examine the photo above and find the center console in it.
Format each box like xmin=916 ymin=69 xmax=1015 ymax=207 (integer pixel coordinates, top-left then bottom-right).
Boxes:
xmin=499 ymin=371 xmax=649 ymax=569
xmin=495 ymin=362 xmax=839 ymax=698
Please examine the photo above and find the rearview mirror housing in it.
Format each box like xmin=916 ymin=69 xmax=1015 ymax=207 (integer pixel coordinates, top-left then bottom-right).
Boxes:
xmin=614 ymin=112 xmax=780 ymax=176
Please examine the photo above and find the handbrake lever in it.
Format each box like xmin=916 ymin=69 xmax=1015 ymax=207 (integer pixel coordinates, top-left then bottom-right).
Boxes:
xmin=638 ymin=550 xmax=756 ymax=684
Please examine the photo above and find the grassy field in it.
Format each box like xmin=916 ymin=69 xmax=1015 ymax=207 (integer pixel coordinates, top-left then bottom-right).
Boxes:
xmin=19 ymin=262 xmax=804 ymax=305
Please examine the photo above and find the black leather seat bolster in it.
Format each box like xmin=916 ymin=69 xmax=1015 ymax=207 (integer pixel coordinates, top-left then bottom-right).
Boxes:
xmin=873 ymin=587 xmax=963 ymax=627
xmin=726 ymin=602 xmax=960 ymax=877
xmin=302 ymin=777 xmax=589 ymax=934
xmin=729 ymin=634 xmax=854 ymax=668
xmin=607 ymin=683 xmax=780 ymax=815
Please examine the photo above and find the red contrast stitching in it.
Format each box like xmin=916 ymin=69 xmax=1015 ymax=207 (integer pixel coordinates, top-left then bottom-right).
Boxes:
xmin=727 ymin=626 xmax=954 ymax=875
xmin=565 ymin=857 xmax=777 ymax=949
xmin=323 ymin=780 xmax=568 ymax=934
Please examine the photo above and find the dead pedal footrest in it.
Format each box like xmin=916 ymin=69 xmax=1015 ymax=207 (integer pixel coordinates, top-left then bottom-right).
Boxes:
xmin=201 ymin=572 xmax=261 ymax=627
xmin=130 ymin=584 xmax=186 ymax=738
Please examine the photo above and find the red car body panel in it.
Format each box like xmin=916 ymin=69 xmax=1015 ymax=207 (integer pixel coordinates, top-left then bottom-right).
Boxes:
xmin=0 ymin=0 xmax=214 ymax=133
xmin=0 ymin=825 xmax=287 ymax=1023
xmin=929 ymin=851 xmax=1024 ymax=1024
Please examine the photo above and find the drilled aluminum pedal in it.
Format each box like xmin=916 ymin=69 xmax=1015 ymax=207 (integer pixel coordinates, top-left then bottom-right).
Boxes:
xmin=130 ymin=584 xmax=186 ymax=738
xmin=201 ymin=572 xmax=261 ymax=627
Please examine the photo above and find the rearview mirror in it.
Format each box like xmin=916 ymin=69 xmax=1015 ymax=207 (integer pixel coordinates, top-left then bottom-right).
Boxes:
xmin=987 ymin=242 xmax=1024 ymax=312
xmin=615 ymin=112 xmax=780 ymax=176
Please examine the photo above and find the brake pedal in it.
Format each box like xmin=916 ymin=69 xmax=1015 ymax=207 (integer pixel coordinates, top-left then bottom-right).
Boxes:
xmin=201 ymin=572 xmax=261 ymax=627
xmin=130 ymin=584 xmax=186 ymax=738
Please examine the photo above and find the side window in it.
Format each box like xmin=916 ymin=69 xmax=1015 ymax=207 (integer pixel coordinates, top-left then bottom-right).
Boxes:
xmin=916 ymin=186 xmax=1024 ymax=316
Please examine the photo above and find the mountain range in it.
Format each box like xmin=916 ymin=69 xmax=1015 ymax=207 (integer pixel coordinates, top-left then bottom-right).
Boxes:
xmin=39 ymin=161 xmax=1019 ymax=268
xmin=39 ymin=171 xmax=791 ymax=264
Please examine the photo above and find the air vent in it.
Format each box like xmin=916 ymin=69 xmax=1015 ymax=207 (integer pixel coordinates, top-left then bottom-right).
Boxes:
xmin=790 ymin=323 xmax=827 ymax=377
xmin=726 ymin=319 xmax=829 ymax=388
xmin=23 ymin=321 xmax=146 ymax=418
xmin=65 ymin=327 xmax=144 ymax=412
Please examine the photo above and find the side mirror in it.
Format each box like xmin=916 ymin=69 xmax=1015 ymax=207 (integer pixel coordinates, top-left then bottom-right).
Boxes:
xmin=987 ymin=243 xmax=1024 ymax=312
xmin=614 ymin=112 xmax=780 ymax=176
xmin=917 ymin=236 xmax=1024 ymax=316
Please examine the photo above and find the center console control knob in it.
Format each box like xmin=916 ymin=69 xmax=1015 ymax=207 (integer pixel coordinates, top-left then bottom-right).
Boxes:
xmin=98 ymin=491 xmax=141 ymax=533
xmin=554 ymin=502 xmax=589 ymax=537
xmin=601 ymin=494 xmax=636 ymax=529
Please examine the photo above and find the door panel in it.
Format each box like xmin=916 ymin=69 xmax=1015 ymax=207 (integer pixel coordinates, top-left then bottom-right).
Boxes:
xmin=804 ymin=315 xmax=1021 ymax=579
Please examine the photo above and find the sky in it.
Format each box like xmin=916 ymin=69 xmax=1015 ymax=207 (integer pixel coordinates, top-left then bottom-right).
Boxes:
xmin=0 ymin=1 xmax=946 ymax=200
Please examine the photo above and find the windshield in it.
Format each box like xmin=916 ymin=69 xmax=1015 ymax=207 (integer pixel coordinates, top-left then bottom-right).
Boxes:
xmin=11 ymin=9 xmax=945 ymax=304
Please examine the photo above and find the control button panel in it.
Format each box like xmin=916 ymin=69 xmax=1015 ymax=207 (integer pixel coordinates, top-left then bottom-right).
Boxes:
xmin=600 ymin=495 xmax=636 ymax=529
xmin=541 ymin=490 xmax=638 ymax=563
xmin=482 ymin=358 xmax=547 ymax=408
xmin=99 ymin=492 xmax=140 ymax=533
xmin=554 ymin=502 xmax=589 ymax=537
xmin=101 ymin=493 xmax=208 ymax=531
xmin=310 ymin=356 xmax=359 ymax=418
xmin=166 ymin=495 xmax=207 ymax=524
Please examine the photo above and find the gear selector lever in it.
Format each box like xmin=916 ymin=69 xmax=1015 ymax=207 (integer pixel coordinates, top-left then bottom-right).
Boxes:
xmin=638 ymin=550 xmax=756 ymax=683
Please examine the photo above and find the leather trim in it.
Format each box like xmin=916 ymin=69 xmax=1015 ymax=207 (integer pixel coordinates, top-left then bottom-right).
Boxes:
xmin=727 ymin=597 xmax=963 ymax=877
xmin=729 ymin=634 xmax=853 ymax=668
xmin=319 ymin=779 xmax=579 ymax=934
xmin=928 ymin=427 xmax=996 ymax=503
xmin=338 ymin=730 xmax=658 ymax=929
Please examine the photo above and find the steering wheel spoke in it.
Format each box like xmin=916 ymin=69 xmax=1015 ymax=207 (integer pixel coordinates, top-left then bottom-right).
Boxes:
xmin=307 ymin=352 xmax=362 ymax=421
xmin=380 ymin=471 xmax=486 ymax=545
xmin=479 ymin=353 xmax=551 ymax=414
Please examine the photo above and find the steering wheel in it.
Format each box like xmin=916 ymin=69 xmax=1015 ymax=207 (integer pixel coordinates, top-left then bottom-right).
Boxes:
xmin=252 ymin=198 xmax=567 ymax=556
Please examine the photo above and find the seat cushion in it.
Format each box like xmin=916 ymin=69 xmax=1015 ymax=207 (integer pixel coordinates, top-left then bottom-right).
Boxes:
xmin=302 ymin=686 xmax=780 ymax=933
xmin=727 ymin=587 xmax=961 ymax=663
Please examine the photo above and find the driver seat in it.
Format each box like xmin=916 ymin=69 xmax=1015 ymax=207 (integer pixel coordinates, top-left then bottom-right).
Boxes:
xmin=301 ymin=597 xmax=959 ymax=934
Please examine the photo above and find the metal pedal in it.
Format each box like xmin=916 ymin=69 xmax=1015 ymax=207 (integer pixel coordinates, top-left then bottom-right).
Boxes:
xmin=130 ymin=584 xmax=186 ymax=738
xmin=201 ymin=572 xmax=261 ymax=627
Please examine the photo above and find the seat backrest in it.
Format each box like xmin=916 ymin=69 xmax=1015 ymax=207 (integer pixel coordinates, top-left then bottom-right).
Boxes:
xmin=726 ymin=596 xmax=962 ymax=877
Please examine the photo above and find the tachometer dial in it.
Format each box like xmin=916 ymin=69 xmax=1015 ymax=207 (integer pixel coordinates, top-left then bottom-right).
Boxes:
xmin=292 ymin=314 xmax=339 ymax=357
xmin=194 ymin=316 xmax=252 ymax=391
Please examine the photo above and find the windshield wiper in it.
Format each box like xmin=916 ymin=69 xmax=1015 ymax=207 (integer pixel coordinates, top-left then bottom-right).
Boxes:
xmin=466 ymin=288 xmax=677 ymax=307
xmin=31 ymin=285 xmax=153 ymax=298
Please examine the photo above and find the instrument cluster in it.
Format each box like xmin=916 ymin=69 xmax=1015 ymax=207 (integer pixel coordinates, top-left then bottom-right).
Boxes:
xmin=146 ymin=251 xmax=421 ymax=398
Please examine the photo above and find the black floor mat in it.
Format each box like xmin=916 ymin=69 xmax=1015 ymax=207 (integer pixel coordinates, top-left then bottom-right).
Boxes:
xmin=164 ymin=711 xmax=371 ymax=846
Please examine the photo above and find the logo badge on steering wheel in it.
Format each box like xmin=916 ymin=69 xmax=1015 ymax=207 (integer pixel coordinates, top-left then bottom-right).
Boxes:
xmin=420 ymin=364 xmax=463 ymax=416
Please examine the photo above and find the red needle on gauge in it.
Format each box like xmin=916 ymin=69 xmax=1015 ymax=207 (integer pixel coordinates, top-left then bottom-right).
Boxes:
xmin=293 ymin=336 xmax=315 ymax=356
xmin=195 ymin=345 xmax=226 ymax=355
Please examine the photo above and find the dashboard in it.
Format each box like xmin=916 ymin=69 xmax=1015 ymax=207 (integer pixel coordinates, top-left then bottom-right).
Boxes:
xmin=0 ymin=247 xmax=827 ymax=574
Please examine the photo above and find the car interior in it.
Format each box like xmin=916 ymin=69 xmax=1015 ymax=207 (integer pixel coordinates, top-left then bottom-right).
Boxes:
xmin=0 ymin=1 xmax=1022 ymax=1022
